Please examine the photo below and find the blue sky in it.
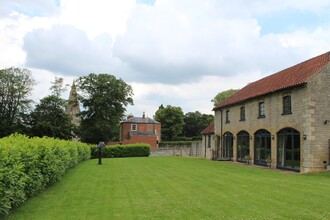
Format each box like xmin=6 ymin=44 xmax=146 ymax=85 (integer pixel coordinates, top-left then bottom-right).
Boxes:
xmin=136 ymin=0 xmax=156 ymax=5
xmin=258 ymin=9 xmax=330 ymax=35
xmin=1 ymin=0 xmax=330 ymax=117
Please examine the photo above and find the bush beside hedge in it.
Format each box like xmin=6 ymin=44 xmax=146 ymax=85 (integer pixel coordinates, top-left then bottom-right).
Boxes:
xmin=90 ymin=144 xmax=150 ymax=158
xmin=0 ymin=134 xmax=90 ymax=216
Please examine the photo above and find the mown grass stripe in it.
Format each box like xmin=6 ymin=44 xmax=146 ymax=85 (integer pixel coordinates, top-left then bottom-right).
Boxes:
xmin=5 ymin=157 xmax=330 ymax=220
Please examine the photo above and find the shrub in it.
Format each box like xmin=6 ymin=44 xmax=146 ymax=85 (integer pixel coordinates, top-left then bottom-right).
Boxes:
xmin=0 ymin=134 xmax=90 ymax=216
xmin=91 ymin=144 xmax=150 ymax=158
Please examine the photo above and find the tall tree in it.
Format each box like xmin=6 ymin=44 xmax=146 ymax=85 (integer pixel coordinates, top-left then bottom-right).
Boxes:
xmin=182 ymin=111 xmax=214 ymax=138
xmin=50 ymin=77 xmax=67 ymax=97
xmin=77 ymin=73 xmax=133 ymax=144
xmin=211 ymin=89 xmax=238 ymax=106
xmin=30 ymin=95 xmax=73 ymax=139
xmin=154 ymin=105 xmax=184 ymax=141
xmin=30 ymin=77 xmax=73 ymax=139
xmin=0 ymin=67 xmax=35 ymax=137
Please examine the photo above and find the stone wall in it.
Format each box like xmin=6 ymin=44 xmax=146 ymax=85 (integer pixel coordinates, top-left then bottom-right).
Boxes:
xmin=304 ymin=62 xmax=330 ymax=172
xmin=214 ymin=63 xmax=330 ymax=173
xmin=202 ymin=134 xmax=216 ymax=159
xmin=215 ymin=86 xmax=306 ymax=163
xmin=150 ymin=141 xmax=207 ymax=158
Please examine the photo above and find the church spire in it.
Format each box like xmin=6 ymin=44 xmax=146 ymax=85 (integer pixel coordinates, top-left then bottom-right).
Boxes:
xmin=66 ymin=80 xmax=80 ymax=126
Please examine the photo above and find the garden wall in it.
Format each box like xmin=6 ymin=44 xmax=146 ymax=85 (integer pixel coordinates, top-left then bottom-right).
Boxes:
xmin=150 ymin=141 xmax=205 ymax=157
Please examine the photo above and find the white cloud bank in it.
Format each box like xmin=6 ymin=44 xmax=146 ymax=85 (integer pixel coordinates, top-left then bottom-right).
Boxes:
xmin=1 ymin=0 xmax=330 ymax=116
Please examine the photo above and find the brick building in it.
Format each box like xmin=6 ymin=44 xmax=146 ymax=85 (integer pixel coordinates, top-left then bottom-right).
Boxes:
xmin=213 ymin=51 xmax=330 ymax=173
xmin=120 ymin=113 xmax=161 ymax=148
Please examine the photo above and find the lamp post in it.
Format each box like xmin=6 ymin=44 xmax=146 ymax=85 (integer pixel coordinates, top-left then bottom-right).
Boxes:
xmin=96 ymin=141 xmax=106 ymax=165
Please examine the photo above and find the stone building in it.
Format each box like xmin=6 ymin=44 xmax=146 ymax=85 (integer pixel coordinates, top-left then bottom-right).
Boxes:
xmin=119 ymin=113 xmax=161 ymax=148
xmin=201 ymin=122 xmax=215 ymax=159
xmin=213 ymin=51 xmax=330 ymax=173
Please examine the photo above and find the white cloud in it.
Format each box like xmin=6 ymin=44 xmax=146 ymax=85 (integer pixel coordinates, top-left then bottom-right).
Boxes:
xmin=1 ymin=0 xmax=330 ymax=116
xmin=278 ymin=27 xmax=330 ymax=56
xmin=59 ymin=0 xmax=136 ymax=39
xmin=127 ymin=72 xmax=262 ymax=116
xmin=23 ymin=25 xmax=125 ymax=76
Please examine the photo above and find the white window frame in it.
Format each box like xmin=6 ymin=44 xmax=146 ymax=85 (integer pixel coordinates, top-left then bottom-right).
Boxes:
xmin=131 ymin=124 xmax=137 ymax=131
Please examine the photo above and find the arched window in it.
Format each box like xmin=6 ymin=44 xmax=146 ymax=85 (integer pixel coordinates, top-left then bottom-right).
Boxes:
xmin=277 ymin=128 xmax=300 ymax=171
xmin=222 ymin=132 xmax=233 ymax=160
xmin=237 ymin=131 xmax=250 ymax=162
xmin=254 ymin=129 xmax=271 ymax=166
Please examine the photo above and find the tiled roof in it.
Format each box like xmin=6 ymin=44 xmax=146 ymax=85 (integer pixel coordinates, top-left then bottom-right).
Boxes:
xmin=214 ymin=51 xmax=330 ymax=110
xmin=201 ymin=122 xmax=214 ymax=134
xmin=122 ymin=116 xmax=160 ymax=124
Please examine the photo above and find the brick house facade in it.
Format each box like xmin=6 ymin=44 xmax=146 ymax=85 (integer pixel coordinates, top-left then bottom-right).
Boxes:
xmin=213 ymin=51 xmax=330 ymax=173
xmin=120 ymin=113 xmax=161 ymax=148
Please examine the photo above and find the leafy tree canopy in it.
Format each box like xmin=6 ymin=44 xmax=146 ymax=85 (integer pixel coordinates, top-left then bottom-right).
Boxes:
xmin=211 ymin=89 xmax=238 ymax=107
xmin=154 ymin=105 xmax=184 ymax=141
xmin=182 ymin=111 xmax=214 ymax=138
xmin=30 ymin=95 xmax=74 ymax=139
xmin=30 ymin=77 xmax=73 ymax=140
xmin=77 ymin=73 xmax=133 ymax=144
xmin=0 ymin=67 xmax=35 ymax=137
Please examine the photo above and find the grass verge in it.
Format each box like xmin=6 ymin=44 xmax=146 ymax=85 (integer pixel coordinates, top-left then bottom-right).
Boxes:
xmin=5 ymin=157 xmax=330 ymax=219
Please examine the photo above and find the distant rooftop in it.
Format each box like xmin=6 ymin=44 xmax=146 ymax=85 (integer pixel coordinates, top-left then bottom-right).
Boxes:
xmin=121 ymin=112 xmax=160 ymax=124
xmin=201 ymin=122 xmax=214 ymax=135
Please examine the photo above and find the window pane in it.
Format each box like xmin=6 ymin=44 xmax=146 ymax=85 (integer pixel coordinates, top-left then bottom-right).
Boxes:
xmin=277 ymin=135 xmax=285 ymax=167
xmin=237 ymin=131 xmax=250 ymax=161
xmin=240 ymin=107 xmax=245 ymax=121
xmin=254 ymin=130 xmax=271 ymax=165
xmin=131 ymin=124 xmax=137 ymax=131
xmin=259 ymin=102 xmax=265 ymax=117
xmin=284 ymin=135 xmax=293 ymax=167
xmin=226 ymin=110 xmax=230 ymax=123
xmin=223 ymin=132 xmax=233 ymax=159
xmin=283 ymin=96 xmax=292 ymax=114
xmin=293 ymin=135 xmax=300 ymax=169
xmin=277 ymin=128 xmax=300 ymax=171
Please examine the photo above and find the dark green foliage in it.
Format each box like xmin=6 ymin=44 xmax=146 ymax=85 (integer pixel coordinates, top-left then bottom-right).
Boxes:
xmin=182 ymin=111 xmax=214 ymax=138
xmin=30 ymin=77 xmax=74 ymax=140
xmin=0 ymin=67 xmax=35 ymax=137
xmin=0 ymin=134 xmax=90 ymax=216
xmin=90 ymin=144 xmax=150 ymax=158
xmin=154 ymin=105 xmax=184 ymax=141
xmin=77 ymin=73 xmax=133 ymax=144
xmin=30 ymin=95 xmax=74 ymax=139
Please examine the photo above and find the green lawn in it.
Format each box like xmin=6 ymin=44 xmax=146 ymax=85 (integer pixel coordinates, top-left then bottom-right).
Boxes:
xmin=5 ymin=157 xmax=330 ymax=220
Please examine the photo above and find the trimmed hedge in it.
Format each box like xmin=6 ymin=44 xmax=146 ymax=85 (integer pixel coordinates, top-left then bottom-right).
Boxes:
xmin=91 ymin=144 xmax=150 ymax=158
xmin=0 ymin=134 xmax=90 ymax=216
